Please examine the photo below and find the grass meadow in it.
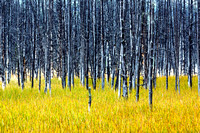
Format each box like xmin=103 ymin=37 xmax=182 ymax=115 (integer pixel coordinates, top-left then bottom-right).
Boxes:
xmin=0 ymin=76 xmax=200 ymax=132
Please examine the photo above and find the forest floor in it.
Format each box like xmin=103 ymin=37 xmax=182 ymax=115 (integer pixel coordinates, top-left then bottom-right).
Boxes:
xmin=0 ymin=76 xmax=200 ymax=132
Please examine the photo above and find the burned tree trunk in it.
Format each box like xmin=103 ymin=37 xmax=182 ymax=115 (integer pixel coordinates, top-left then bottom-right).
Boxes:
xmin=198 ymin=0 xmax=200 ymax=96
xmin=188 ymin=0 xmax=193 ymax=89
xmin=92 ymin=0 xmax=96 ymax=90
xmin=101 ymin=0 xmax=105 ymax=90
xmin=148 ymin=0 xmax=154 ymax=108
xmin=68 ymin=0 xmax=72 ymax=91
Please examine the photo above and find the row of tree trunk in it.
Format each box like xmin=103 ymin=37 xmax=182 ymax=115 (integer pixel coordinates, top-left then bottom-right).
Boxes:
xmin=0 ymin=0 xmax=200 ymax=107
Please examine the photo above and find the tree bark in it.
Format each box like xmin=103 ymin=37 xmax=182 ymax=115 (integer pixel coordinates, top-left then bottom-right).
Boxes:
xmin=101 ymin=0 xmax=105 ymax=90
xmin=68 ymin=0 xmax=72 ymax=91
xmin=92 ymin=0 xmax=96 ymax=90
xmin=86 ymin=0 xmax=90 ymax=90
xmin=188 ymin=0 xmax=193 ymax=89
xmin=198 ymin=0 xmax=200 ymax=96
xmin=148 ymin=0 xmax=154 ymax=108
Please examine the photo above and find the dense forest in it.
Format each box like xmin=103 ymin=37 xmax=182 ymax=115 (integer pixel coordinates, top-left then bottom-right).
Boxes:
xmin=0 ymin=0 xmax=200 ymax=108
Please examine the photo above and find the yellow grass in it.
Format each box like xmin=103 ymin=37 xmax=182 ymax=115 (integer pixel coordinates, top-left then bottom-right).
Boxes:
xmin=0 ymin=76 xmax=200 ymax=132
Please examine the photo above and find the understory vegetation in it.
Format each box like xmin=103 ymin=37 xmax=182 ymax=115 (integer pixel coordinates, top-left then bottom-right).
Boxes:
xmin=0 ymin=76 xmax=199 ymax=132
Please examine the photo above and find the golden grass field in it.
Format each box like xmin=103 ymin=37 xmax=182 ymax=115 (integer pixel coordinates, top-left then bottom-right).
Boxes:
xmin=0 ymin=76 xmax=200 ymax=132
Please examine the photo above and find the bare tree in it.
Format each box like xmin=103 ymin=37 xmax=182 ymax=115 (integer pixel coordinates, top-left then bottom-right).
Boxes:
xmin=68 ymin=0 xmax=72 ymax=91
xmin=100 ymin=0 xmax=105 ymax=90
xmin=188 ymin=0 xmax=193 ymax=89
xmin=148 ymin=0 xmax=154 ymax=108
xmin=198 ymin=0 xmax=200 ymax=96
xmin=92 ymin=0 xmax=96 ymax=90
